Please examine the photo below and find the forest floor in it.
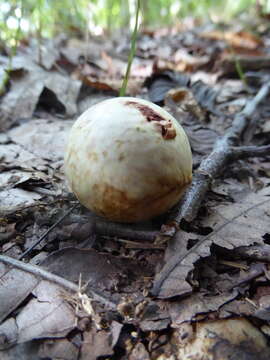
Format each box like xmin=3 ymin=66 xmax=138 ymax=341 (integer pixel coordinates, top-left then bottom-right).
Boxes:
xmin=1 ymin=17 xmax=270 ymax=360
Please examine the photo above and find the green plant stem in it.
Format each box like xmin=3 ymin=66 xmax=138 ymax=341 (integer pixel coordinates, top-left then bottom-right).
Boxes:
xmin=0 ymin=1 xmax=22 ymax=95
xmin=119 ymin=0 xmax=140 ymax=97
xmin=37 ymin=0 xmax=43 ymax=64
xmin=233 ymin=53 xmax=247 ymax=86
xmin=227 ymin=45 xmax=247 ymax=86
xmin=225 ymin=36 xmax=247 ymax=86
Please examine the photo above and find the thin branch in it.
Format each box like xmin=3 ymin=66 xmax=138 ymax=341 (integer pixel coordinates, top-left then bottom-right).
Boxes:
xmin=19 ymin=204 xmax=78 ymax=259
xmin=152 ymin=197 xmax=270 ymax=296
xmin=18 ymin=207 xmax=157 ymax=259
xmin=55 ymin=214 xmax=158 ymax=242
xmin=115 ymin=238 xmax=165 ymax=249
xmin=229 ymin=144 xmax=270 ymax=159
xmin=152 ymin=81 xmax=270 ymax=296
xmin=228 ymin=264 xmax=265 ymax=291
xmin=0 ymin=255 xmax=117 ymax=309
xmin=175 ymin=81 xmax=270 ymax=225
xmin=95 ymin=219 xmax=157 ymax=242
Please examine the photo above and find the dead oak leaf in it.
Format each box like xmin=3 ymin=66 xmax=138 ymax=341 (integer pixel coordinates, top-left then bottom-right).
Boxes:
xmin=203 ymin=185 xmax=270 ymax=249
xmin=152 ymin=186 xmax=270 ymax=298
xmin=0 ymin=281 xmax=76 ymax=350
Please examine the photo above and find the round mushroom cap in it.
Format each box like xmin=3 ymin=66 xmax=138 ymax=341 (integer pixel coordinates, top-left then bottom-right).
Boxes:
xmin=65 ymin=97 xmax=192 ymax=222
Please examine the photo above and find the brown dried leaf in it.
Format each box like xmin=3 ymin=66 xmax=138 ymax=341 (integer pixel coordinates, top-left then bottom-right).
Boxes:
xmin=41 ymin=247 xmax=153 ymax=297
xmin=169 ymin=291 xmax=238 ymax=325
xmin=138 ymin=301 xmax=170 ymax=332
xmin=8 ymin=119 xmax=72 ymax=162
xmin=0 ymin=54 xmax=80 ymax=130
xmin=175 ymin=318 xmax=270 ymax=360
xmin=80 ymin=328 xmax=114 ymax=360
xmin=0 ymin=340 xmax=39 ymax=360
xmin=201 ymin=30 xmax=263 ymax=50
xmin=38 ymin=338 xmax=79 ymax=360
xmin=0 ymin=281 xmax=76 ymax=349
xmin=129 ymin=342 xmax=150 ymax=360
xmin=0 ymin=263 xmax=39 ymax=324
xmin=152 ymin=186 xmax=270 ymax=298
xmin=204 ymin=186 xmax=270 ymax=249
xmin=0 ymin=188 xmax=42 ymax=215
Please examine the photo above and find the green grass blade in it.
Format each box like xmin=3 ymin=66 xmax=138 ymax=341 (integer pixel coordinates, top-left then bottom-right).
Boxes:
xmin=119 ymin=0 xmax=141 ymax=97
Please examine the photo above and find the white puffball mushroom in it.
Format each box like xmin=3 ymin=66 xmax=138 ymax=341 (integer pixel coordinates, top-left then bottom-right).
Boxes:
xmin=64 ymin=97 xmax=192 ymax=223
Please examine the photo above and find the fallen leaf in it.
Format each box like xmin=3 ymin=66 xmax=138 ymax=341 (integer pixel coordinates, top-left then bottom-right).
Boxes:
xmin=41 ymin=247 xmax=153 ymax=297
xmin=152 ymin=186 xmax=270 ymax=298
xmin=0 ymin=171 xmax=46 ymax=190
xmin=80 ymin=328 xmax=114 ymax=360
xmin=201 ymin=30 xmax=263 ymax=50
xmin=169 ymin=291 xmax=238 ymax=325
xmin=38 ymin=338 xmax=79 ymax=360
xmin=18 ymin=281 xmax=75 ymax=341
xmin=0 ymin=264 xmax=39 ymax=323
xmin=0 ymin=54 xmax=80 ymax=130
xmin=0 ymin=188 xmax=42 ymax=215
xmin=8 ymin=119 xmax=73 ymax=162
xmin=204 ymin=186 xmax=270 ymax=249
xmin=218 ymin=54 xmax=270 ymax=76
xmin=28 ymin=36 xmax=64 ymax=70
xmin=129 ymin=342 xmax=150 ymax=360
xmin=187 ymin=125 xmax=218 ymax=155
xmin=0 ymin=281 xmax=76 ymax=349
xmin=0 ymin=341 xmax=39 ymax=360
xmin=144 ymin=70 xmax=190 ymax=104
xmin=175 ymin=318 xmax=270 ymax=360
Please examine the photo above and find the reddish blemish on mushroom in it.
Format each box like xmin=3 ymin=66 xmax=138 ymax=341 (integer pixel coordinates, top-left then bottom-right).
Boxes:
xmin=125 ymin=101 xmax=176 ymax=140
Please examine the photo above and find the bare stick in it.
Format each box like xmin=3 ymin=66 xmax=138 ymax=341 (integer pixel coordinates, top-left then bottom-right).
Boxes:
xmin=152 ymin=81 xmax=270 ymax=296
xmin=229 ymin=144 xmax=270 ymax=159
xmin=58 ymin=214 xmax=158 ymax=242
xmin=0 ymin=255 xmax=117 ymax=309
xmin=19 ymin=204 xmax=77 ymax=260
xmin=175 ymin=81 xmax=270 ymax=225
xmin=95 ymin=220 xmax=157 ymax=241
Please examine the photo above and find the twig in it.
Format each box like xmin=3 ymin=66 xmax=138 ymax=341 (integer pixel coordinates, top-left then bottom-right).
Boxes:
xmin=19 ymin=204 xmax=78 ymax=260
xmin=152 ymin=81 xmax=270 ymax=296
xmin=0 ymin=255 xmax=117 ymax=309
xmin=213 ymin=243 xmax=270 ymax=262
xmin=56 ymin=214 xmax=158 ymax=242
xmin=221 ymin=54 xmax=270 ymax=74
xmin=229 ymin=144 xmax=270 ymax=159
xmin=218 ymin=260 xmax=248 ymax=270
xmin=95 ymin=220 xmax=157 ymax=242
xmin=175 ymin=81 xmax=270 ymax=225
xmin=228 ymin=264 xmax=265 ymax=291
xmin=115 ymin=238 xmax=165 ymax=249
xmin=152 ymin=197 xmax=270 ymax=295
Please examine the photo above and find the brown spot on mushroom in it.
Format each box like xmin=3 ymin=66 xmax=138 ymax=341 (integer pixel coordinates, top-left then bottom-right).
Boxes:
xmin=90 ymin=183 xmax=132 ymax=219
xmin=115 ymin=139 xmax=124 ymax=148
xmin=87 ymin=152 xmax=98 ymax=161
xmin=118 ymin=153 xmax=125 ymax=161
xmin=125 ymin=101 xmax=176 ymax=140
xmin=81 ymin=179 xmax=191 ymax=223
xmin=126 ymin=101 xmax=164 ymax=122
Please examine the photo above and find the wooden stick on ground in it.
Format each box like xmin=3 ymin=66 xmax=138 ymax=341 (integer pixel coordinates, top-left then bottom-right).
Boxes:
xmin=174 ymin=81 xmax=270 ymax=227
xmin=152 ymin=81 xmax=270 ymax=296
xmin=0 ymin=255 xmax=117 ymax=309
